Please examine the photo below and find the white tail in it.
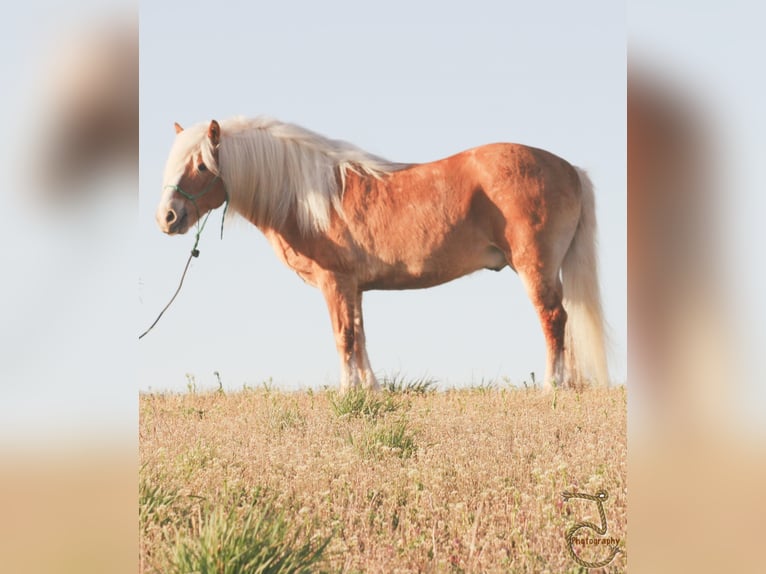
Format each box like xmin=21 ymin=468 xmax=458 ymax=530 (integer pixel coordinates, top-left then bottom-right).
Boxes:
xmin=561 ymin=168 xmax=609 ymax=386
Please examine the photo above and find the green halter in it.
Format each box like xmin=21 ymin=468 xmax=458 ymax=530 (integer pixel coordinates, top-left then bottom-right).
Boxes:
xmin=164 ymin=174 xmax=229 ymax=256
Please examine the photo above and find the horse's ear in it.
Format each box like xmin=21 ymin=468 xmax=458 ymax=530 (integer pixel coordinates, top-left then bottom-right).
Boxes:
xmin=174 ymin=122 xmax=184 ymax=134
xmin=208 ymin=120 xmax=220 ymax=146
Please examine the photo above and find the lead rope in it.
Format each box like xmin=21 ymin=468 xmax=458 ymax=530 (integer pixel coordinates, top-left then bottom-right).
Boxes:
xmin=139 ymin=178 xmax=228 ymax=340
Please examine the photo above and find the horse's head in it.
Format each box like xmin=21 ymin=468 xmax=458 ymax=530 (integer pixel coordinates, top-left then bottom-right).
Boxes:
xmin=156 ymin=120 xmax=227 ymax=235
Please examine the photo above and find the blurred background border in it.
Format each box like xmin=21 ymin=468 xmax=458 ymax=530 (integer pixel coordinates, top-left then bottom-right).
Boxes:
xmin=1 ymin=1 xmax=764 ymax=573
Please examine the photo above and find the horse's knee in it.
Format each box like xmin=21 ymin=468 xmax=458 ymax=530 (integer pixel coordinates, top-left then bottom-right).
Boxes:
xmin=335 ymin=326 xmax=354 ymax=358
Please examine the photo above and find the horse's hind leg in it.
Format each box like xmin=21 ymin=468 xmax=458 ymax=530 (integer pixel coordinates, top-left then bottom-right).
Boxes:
xmin=518 ymin=268 xmax=568 ymax=392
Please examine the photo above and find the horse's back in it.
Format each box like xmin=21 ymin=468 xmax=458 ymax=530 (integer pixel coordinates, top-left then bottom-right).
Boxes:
xmin=433 ymin=142 xmax=583 ymax=277
xmin=333 ymin=142 xmax=581 ymax=290
xmin=461 ymin=142 xmax=579 ymax=196
xmin=400 ymin=142 xmax=583 ymax=245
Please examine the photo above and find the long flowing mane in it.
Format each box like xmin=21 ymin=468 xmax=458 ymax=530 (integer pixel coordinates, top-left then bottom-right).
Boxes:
xmin=181 ymin=116 xmax=402 ymax=234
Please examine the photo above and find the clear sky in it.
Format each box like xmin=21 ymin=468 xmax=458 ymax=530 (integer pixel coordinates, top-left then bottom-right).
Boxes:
xmin=139 ymin=1 xmax=626 ymax=392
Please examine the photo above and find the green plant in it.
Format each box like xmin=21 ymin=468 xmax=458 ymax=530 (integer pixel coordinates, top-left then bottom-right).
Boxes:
xmin=269 ymin=400 xmax=306 ymax=433
xmin=350 ymin=418 xmax=417 ymax=459
xmin=329 ymin=389 xmax=399 ymax=419
xmin=521 ymin=372 xmax=538 ymax=390
xmin=214 ymin=371 xmax=225 ymax=395
xmin=185 ymin=373 xmax=197 ymax=394
xmin=139 ymin=478 xmax=180 ymax=529
xmin=168 ymin=502 xmax=332 ymax=574
xmin=470 ymin=378 xmax=497 ymax=393
xmin=381 ymin=373 xmax=437 ymax=395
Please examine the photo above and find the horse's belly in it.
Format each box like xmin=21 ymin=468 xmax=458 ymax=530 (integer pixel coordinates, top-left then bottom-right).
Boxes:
xmin=360 ymin=245 xmax=508 ymax=290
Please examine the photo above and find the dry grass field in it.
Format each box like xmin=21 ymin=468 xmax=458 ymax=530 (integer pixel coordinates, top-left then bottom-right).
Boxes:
xmin=139 ymin=381 xmax=626 ymax=573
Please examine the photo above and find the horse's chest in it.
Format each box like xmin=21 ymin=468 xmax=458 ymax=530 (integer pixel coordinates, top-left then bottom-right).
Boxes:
xmin=264 ymin=232 xmax=322 ymax=286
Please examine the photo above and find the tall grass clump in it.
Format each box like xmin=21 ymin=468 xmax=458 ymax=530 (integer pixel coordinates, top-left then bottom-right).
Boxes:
xmin=267 ymin=398 xmax=307 ymax=434
xmin=381 ymin=373 xmax=437 ymax=395
xmin=140 ymin=478 xmax=180 ymax=529
xmin=167 ymin=502 xmax=332 ymax=574
xmin=329 ymin=388 xmax=400 ymax=419
xmin=349 ymin=418 xmax=418 ymax=460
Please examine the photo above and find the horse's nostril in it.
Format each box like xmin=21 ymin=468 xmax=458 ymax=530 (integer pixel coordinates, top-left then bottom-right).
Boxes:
xmin=165 ymin=209 xmax=176 ymax=224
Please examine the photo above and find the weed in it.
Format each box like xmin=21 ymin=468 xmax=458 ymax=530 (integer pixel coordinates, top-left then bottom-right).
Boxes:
xmin=139 ymin=478 xmax=180 ymax=529
xmin=185 ymin=373 xmax=197 ymax=394
xmin=261 ymin=378 xmax=275 ymax=394
xmin=381 ymin=373 xmax=437 ymax=395
xmin=167 ymin=502 xmax=332 ymax=574
xmin=329 ymin=388 xmax=399 ymax=419
xmin=349 ymin=418 xmax=417 ymax=459
xmin=521 ymin=371 xmax=538 ymax=390
xmin=470 ymin=377 xmax=499 ymax=393
xmin=269 ymin=399 xmax=306 ymax=434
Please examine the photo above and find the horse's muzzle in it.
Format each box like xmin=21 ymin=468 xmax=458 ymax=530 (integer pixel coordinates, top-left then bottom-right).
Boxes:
xmin=156 ymin=205 xmax=188 ymax=235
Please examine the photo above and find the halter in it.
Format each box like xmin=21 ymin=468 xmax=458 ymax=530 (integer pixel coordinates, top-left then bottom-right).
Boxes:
xmin=164 ymin=174 xmax=229 ymax=255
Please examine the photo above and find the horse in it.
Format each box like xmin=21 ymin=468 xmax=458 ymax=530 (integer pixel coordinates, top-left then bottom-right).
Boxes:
xmin=155 ymin=116 xmax=608 ymax=392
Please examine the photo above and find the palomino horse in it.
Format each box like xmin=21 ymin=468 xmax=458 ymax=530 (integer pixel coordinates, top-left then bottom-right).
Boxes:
xmin=155 ymin=116 xmax=608 ymax=392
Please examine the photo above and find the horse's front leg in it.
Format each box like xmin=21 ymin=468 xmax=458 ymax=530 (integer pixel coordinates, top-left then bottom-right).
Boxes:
xmin=320 ymin=276 xmax=360 ymax=393
xmin=354 ymin=290 xmax=379 ymax=391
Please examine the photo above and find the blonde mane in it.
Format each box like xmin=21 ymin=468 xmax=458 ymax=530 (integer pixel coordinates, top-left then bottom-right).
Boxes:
xmin=168 ymin=116 xmax=401 ymax=234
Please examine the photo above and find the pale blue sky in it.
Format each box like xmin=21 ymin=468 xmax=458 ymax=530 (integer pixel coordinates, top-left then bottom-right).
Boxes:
xmin=139 ymin=1 xmax=626 ymax=392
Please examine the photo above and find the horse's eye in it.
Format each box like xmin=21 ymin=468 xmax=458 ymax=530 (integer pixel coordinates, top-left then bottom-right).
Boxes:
xmin=198 ymin=163 xmax=207 ymax=172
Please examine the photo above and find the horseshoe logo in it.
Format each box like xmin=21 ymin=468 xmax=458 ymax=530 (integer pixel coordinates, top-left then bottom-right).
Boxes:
xmin=562 ymin=489 xmax=622 ymax=568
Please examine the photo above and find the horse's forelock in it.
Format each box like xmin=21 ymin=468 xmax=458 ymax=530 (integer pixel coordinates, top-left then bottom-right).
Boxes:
xmin=198 ymin=131 xmax=220 ymax=175
xmin=162 ymin=122 xmax=211 ymax=187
